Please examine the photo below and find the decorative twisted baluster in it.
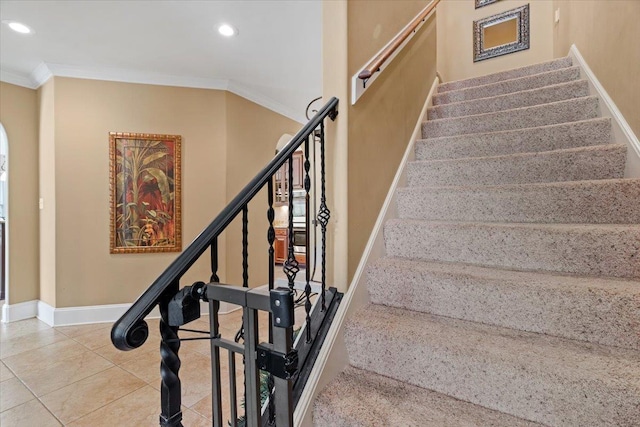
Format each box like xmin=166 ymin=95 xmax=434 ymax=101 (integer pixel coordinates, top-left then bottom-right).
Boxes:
xmin=283 ymin=156 xmax=299 ymax=290
xmin=304 ymin=137 xmax=313 ymax=343
xmin=210 ymin=237 xmax=219 ymax=283
xmin=266 ymin=178 xmax=276 ymax=425
xmin=159 ymin=283 xmax=183 ymax=427
xmin=317 ymin=121 xmax=331 ymax=311
xmin=242 ymin=206 xmax=249 ymax=288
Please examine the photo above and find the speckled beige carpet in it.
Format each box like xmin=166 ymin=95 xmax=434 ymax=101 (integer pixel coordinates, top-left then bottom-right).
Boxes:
xmin=314 ymin=57 xmax=640 ymax=427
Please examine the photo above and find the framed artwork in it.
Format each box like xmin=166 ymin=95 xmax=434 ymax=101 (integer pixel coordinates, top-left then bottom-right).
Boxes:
xmin=476 ymin=0 xmax=501 ymax=8
xmin=473 ymin=4 xmax=530 ymax=62
xmin=109 ymin=132 xmax=182 ymax=253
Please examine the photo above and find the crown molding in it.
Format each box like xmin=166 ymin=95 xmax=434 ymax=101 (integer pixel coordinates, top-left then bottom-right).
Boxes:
xmin=227 ymin=80 xmax=306 ymax=124
xmin=0 ymin=68 xmax=39 ymax=89
xmin=30 ymin=62 xmax=53 ymax=87
xmin=1 ymin=62 xmax=305 ymax=124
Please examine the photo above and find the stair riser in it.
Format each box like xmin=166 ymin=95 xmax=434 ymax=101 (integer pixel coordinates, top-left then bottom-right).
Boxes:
xmin=438 ymin=57 xmax=572 ymax=93
xmin=345 ymin=315 xmax=640 ymax=426
xmin=384 ymin=220 xmax=640 ymax=279
xmin=428 ymin=81 xmax=589 ymax=120
xmin=433 ymin=67 xmax=581 ymax=106
xmin=422 ymin=97 xmax=599 ymax=138
xmin=415 ymin=118 xmax=611 ymax=161
xmin=396 ymin=180 xmax=640 ymax=224
xmin=367 ymin=259 xmax=640 ymax=350
xmin=407 ymin=145 xmax=626 ymax=187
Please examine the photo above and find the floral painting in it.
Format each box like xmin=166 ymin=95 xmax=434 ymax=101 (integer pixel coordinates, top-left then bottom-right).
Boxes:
xmin=109 ymin=132 xmax=182 ymax=253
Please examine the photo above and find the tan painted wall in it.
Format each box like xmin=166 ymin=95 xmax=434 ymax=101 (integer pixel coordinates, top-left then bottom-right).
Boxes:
xmin=553 ymin=0 xmax=640 ymax=138
xmin=38 ymin=80 xmax=56 ymax=305
xmin=0 ymin=82 xmax=40 ymax=304
xmin=437 ymin=0 xmax=554 ymax=82
xmin=224 ymin=92 xmax=301 ymax=288
xmin=347 ymin=0 xmax=437 ymax=280
xmin=52 ymin=78 xmax=228 ymax=307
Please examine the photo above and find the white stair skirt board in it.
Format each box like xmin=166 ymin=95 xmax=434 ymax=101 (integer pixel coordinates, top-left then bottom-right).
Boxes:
xmin=569 ymin=44 xmax=640 ymax=177
xmin=294 ymin=76 xmax=440 ymax=426
xmin=2 ymin=300 xmax=235 ymax=326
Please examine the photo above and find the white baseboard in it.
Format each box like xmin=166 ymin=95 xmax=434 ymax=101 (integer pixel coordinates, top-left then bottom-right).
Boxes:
xmin=1 ymin=300 xmax=38 ymax=323
xmin=568 ymin=44 xmax=640 ymax=178
xmin=293 ymin=76 xmax=441 ymax=426
xmin=2 ymin=300 xmax=236 ymax=327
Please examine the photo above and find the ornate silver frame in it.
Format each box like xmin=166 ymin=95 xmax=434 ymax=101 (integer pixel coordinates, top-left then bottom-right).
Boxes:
xmin=473 ymin=4 xmax=530 ymax=62
xmin=475 ymin=0 xmax=501 ymax=8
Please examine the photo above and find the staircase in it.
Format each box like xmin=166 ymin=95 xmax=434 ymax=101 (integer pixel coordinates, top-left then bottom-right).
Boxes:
xmin=313 ymin=57 xmax=640 ymax=426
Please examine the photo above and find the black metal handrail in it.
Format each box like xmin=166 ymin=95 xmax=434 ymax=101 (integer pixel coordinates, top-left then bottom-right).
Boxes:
xmin=111 ymin=97 xmax=339 ymax=352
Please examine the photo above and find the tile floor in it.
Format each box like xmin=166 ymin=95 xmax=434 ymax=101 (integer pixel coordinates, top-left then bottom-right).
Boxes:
xmin=0 ymin=309 xmax=277 ymax=426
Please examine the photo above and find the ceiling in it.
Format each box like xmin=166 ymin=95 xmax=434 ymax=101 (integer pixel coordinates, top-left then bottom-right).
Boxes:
xmin=0 ymin=0 xmax=322 ymax=123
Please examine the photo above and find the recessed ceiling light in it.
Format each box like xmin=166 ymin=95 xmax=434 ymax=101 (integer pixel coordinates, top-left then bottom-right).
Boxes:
xmin=218 ymin=24 xmax=238 ymax=37
xmin=7 ymin=21 xmax=32 ymax=34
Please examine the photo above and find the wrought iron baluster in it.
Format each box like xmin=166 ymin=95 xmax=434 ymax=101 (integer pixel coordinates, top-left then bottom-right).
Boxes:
xmin=210 ymin=237 xmax=219 ymax=283
xmin=228 ymin=350 xmax=238 ymax=427
xmin=283 ymin=156 xmax=299 ymax=291
xmin=267 ymin=178 xmax=276 ymax=425
xmin=242 ymin=205 xmax=249 ymax=288
xmin=209 ymin=299 xmax=223 ymax=427
xmin=159 ymin=280 xmax=183 ymax=427
xmin=304 ymin=136 xmax=312 ymax=343
xmin=317 ymin=121 xmax=331 ymax=312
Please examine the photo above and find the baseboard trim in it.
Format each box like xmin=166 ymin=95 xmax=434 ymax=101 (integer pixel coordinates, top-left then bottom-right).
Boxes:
xmin=1 ymin=300 xmax=38 ymax=323
xmin=569 ymin=44 xmax=640 ymax=177
xmin=3 ymin=300 xmax=237 ymax=327
xmin=293 ymin=76 xmax=441 ymax=426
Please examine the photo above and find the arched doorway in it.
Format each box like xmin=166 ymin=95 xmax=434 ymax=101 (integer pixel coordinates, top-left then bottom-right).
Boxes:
xmin=0 ymin=123 xmax=7 ymax=303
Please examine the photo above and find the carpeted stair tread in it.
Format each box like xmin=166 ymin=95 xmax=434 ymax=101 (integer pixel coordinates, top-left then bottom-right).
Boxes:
xmin=437 ymin=57 xmax=572 ymax=93
xmin=428 ymin=80 xmax=589 ymax=120
xmin=313 ymin=366 xmax=542 ymax=427
xmin=422 ymin=96 xmax=599 ymax=138
xmin=433 ymin=66 xmax=581 ymax=105
xmin=367 ymin=257 xmax=640 ymax=350
xmin=396 ymin=178 xmax=640 ymax=224
xmin=384 ymin=219 xmax=640 ymax=279
xmin=345 ymin=304 xmax=640 ymax=426
xmin=407 ymin=144 xmax=626 ymax=187
xmin=415 ymin=118 xmax=611 ymax=160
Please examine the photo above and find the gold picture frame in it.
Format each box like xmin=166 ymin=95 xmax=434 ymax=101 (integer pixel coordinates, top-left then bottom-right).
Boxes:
xmin=109 ymin=132 xmax=182 ymax=254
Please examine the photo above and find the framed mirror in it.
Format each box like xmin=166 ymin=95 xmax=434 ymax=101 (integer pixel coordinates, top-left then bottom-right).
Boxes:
xmin=476 ymin=0 xmax=501 ymax=8
xmin=473 ymin=4 xmax=530 ymax=62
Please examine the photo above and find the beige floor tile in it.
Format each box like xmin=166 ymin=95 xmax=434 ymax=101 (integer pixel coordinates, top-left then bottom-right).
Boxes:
xmin=120 ymin=348 xmax=162 ymax=385
xmin=0 ymin=377 xmax=35 ymax=412
xmin=0 ymin=328 xmax=67 ymax=359
xmin=71 ymin=328 xmax=114 ymax=350
xmin=93 ymin=339 xmax=158 ymax=365
xmin=55 ymin=322 xmax=111 ymax=339
xmin=40 ymin=366 xmax=146 ymax=424
xmin=0 ymin=398 xmax=61 ymax=427
xmin=0 ymin=361 xmax=14 ymax=382
xmin=20 ymin=350 xmax=113 ymax=396
xmin=2 ymin=338 xmax=88 ymax=377
xmin=182 ymin=408 xmax=211 ymax=427
xmin=0 ymin=318 xmax=51 ymax=343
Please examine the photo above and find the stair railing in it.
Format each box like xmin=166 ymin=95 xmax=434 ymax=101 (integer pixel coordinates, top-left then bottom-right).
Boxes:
xmin=111 ymin=97 xmax=340 ymax=427
xmin=352 ymin=0 xmax=440 ymax=104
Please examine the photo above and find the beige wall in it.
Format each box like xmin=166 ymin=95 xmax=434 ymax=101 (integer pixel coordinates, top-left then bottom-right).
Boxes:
xmin=347 ymin=0 xmax=437 ymax=280
xmin=38 ymin=80 xmax=56 ymax=305
xmin=224 ymin=92 xmax=301 ymax=288
xmin=0 ymin=82 xmax=40 ymax=304
xmin=51 ymin=78 xmax=228 ymax=307
xmin=437 ymin=0 xmax=554 ymax=82
xmin=553 ymin=0 xmax=640 ymax=138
